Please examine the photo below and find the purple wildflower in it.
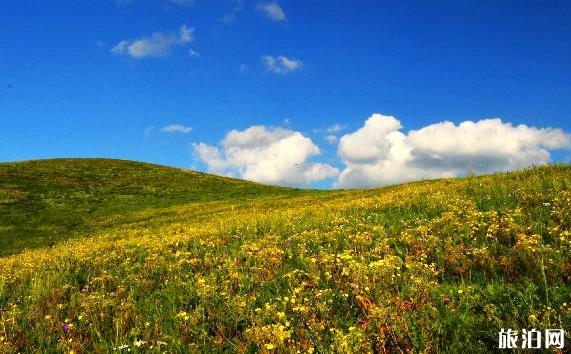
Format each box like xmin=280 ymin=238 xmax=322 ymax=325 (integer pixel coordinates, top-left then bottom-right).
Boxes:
xmin=0 ymin=306 xmax=7 ymax=313
xmin=80 ymin=286 xmax=88 ymax=294
xmin=61 ymin=322 xmax=69 ymax=333
xmin=13 ymin=298 xmax=21 ymax=306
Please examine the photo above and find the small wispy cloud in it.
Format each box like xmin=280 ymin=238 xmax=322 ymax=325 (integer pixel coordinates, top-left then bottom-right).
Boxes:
xmin=188 ymin=49 xmax=200 ymax=58
xmin=160 ymin=124 xmax=193 ymax=134
xmin=256 ymin=1 xmax=286 ymax=22
xmin=261 ymin=55 xmax=302 ymax=74
xmin=221 ymin=0 xmax=243 ymax=24
xmin=112 ymin=25 xmax=194 ymax=59
xmin=327 ymin=123 xmax=345 ymax=133
xmin=326 ymin=135 xmax=338 ymax=144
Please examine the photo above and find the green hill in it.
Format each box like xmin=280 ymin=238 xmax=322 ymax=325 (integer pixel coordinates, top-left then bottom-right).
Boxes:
xmin=0 ymin=159 xmax=570 ymax=353
xmin=0 ymin=158 xmax=318 ymax=256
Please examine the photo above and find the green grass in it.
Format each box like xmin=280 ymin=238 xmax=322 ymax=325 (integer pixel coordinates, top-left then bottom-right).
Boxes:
xmin=0 ymin=159 xmax=570 ymax=353
xmin=0 ymin=158 xmax=323 ymax=256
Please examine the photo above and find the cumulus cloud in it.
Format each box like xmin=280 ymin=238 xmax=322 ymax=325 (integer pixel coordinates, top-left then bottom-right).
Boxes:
xmin=112 ymin=25 xmax=194 ymax=58
xmin=160 ymin=124 xmax=192 ymax=134
xmin=262 ymin=55 xmax=302 ymax=74
xmin=336 ymin=113 xmax=571 ymax=188
xmin=193 ymin=143 xmax=229 ymax=172
xmin=193 ymin=125 xmax=338 ymax=185
xmin=256 ymin=1 xmax=286 ymax=22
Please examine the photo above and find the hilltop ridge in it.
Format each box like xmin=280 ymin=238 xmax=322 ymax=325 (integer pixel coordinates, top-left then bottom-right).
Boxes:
xmin=0 ymin=158 xmax=315 ymax=256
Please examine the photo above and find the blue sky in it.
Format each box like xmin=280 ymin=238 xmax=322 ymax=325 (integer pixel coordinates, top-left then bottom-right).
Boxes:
xmin=1 ymin=0 xmax=570 ymax=188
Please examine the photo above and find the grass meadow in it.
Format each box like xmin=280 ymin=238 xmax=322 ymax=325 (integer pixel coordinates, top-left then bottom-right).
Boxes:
xmin=0 ymin=159 xmax=569 ymax=352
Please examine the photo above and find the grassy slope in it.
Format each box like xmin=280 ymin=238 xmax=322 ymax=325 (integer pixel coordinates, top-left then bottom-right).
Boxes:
xmin=0 ymin=158 xmax=324 ymax=256
xmin=0 ymin=159 xmax=570 ymax=353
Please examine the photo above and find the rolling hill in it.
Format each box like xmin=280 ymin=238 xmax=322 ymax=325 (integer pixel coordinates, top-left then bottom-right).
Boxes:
xmin=0 ymin=159 xmax=569 ymax=352
xmin=0 ymin=158 xmax=324 ymax=256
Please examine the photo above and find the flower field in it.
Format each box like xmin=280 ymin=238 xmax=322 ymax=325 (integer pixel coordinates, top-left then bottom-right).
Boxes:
xmin=0 ymin=160 xmax=570 ymax=352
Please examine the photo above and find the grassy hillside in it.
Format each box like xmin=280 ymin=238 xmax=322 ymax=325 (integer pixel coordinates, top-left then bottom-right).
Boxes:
xmin=0 ymin=158 xmax=320 ymax=256
xmin=0 ymin=160 xmax=570 ymax=353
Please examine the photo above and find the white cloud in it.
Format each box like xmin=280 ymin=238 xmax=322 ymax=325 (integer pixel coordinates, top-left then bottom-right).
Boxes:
xmin=326 ymin=135 xmax=338 ymax=144
xmin=188 ymin=49 xmax=200 ymax=58
xmin=193 ymin=125 xmax=338 ymax=185
xmin=336 ymin=113 xmax=571 ymax=188
xmin=112 ymin=25 xmax=194 ymax=59
xmin=160 ymin=124 xmax=193 ymax=134
xmin=327 ymin=123 xmax=345 ymax=133
xmin=262 ymin=55 xmax=302 ymax=74
xmin=256 ymin=1 xmax=286 ymax=22
xmin=193 ymin=143 xmax=230 ymax=172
